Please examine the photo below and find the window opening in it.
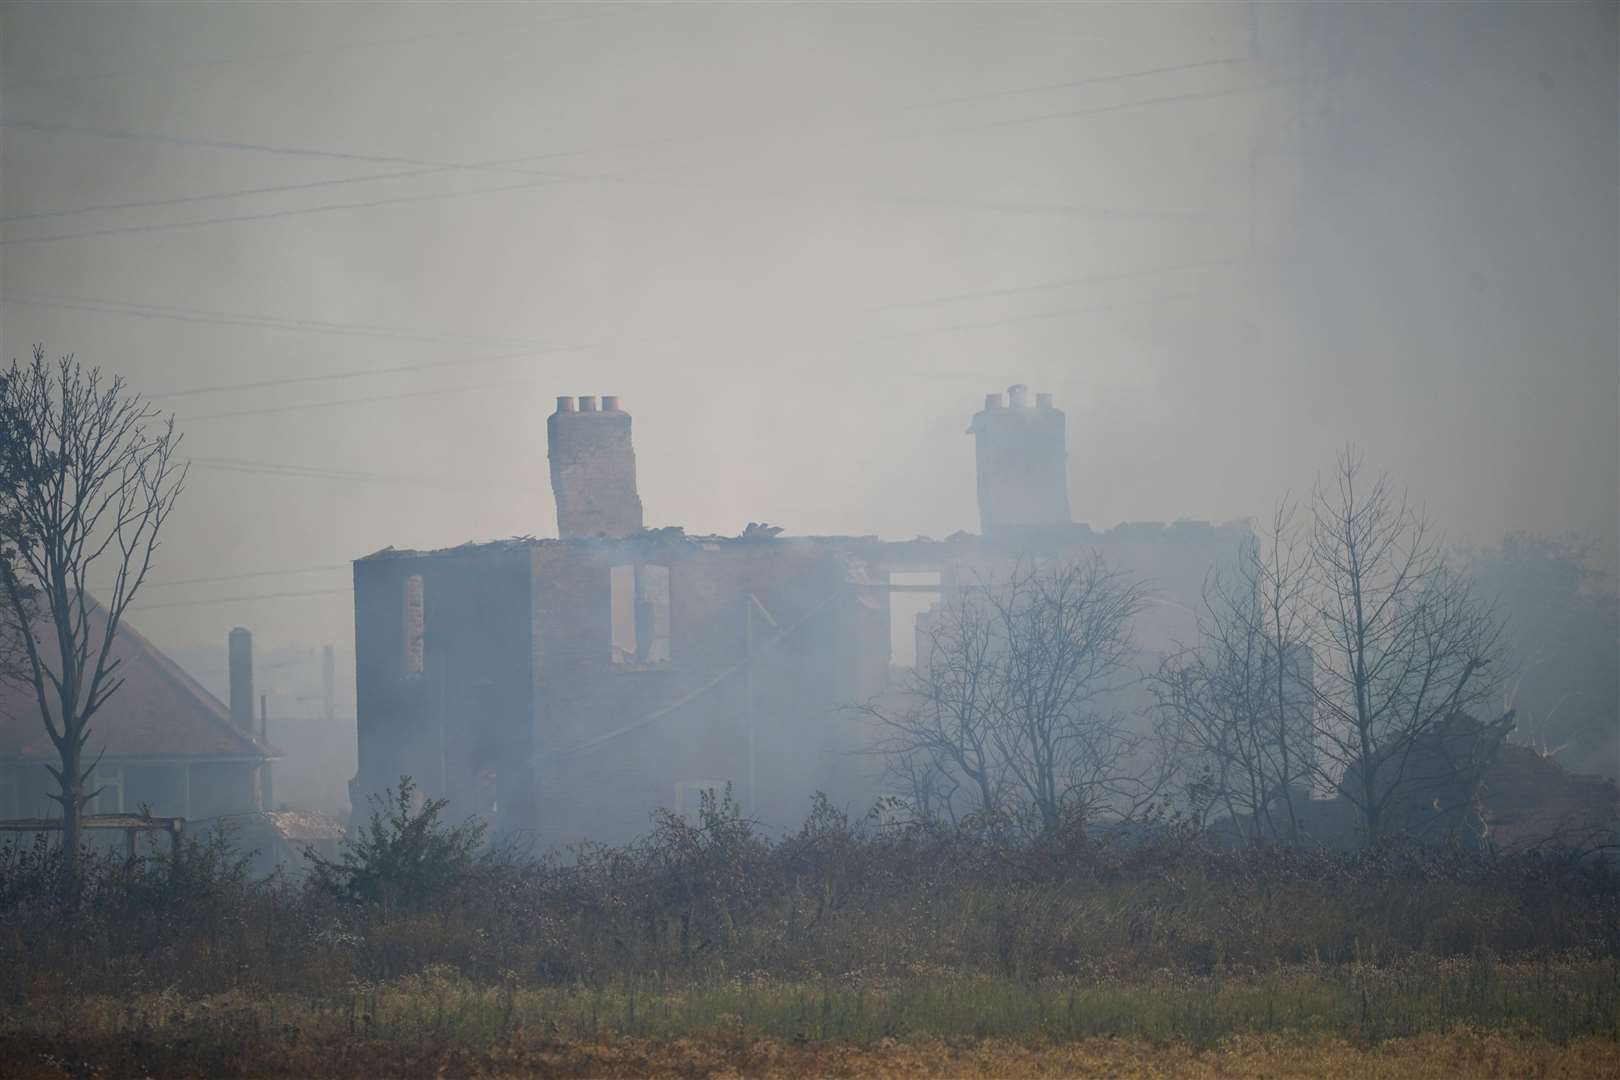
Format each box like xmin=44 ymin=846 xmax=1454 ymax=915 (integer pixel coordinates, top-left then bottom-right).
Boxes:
xmin=403 ymin=574 xmax=425 ymax=677
xmin=611 ymin=564 xmax=671 ymax=664
xmin=888 ymin=571 xmax=942 ymax=668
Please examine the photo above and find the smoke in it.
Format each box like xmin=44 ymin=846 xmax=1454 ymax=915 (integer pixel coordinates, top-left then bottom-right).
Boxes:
xmin=1 ymin=0 xmax=1612 ymax=658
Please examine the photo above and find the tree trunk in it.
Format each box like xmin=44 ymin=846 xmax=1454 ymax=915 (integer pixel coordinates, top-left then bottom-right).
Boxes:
xmin=59 ymin=741 xmax=82 ymax=894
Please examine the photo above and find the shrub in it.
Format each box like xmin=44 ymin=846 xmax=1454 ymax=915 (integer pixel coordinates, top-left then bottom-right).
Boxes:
xmin=1 ymin=777 xmax=1617 ymax=1005
xmin=307 ymin=777 xmax=487 ymax=915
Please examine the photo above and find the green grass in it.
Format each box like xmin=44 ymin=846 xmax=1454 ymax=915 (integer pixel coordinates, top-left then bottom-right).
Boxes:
xmin=12 ymin=957 xmax=1618 ymax=1053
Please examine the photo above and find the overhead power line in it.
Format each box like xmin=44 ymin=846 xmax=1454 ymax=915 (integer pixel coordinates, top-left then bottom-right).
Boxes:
xmin=146 ymin=351 xmax=549 ymax=401
xmin=9 ymin=255 xmax=1248 ymax=422
xmin=172 ymin=284 xmax=1234 ymax=419
xmin=868 ymin=255 xmax=1248 ymax=312
xmin=190 ymin=456 xmax=515 ymax=491
xmin=137 ymin=562 xmax=350 ymax=591
xmin=0 ymin=118 xmax=578 ymax=181
xmin=0 ymin=64 xmax=1271 ymax=248
xmin=903 ymin=55 xmax=1250 ymax=109
xmin=868 ymin=192 xmax=1234 ymax=225
xmin=478 ymin=55 xmax=1262 ymax=171
xmin=921 ymin=78 xmax=1284 ymax=140
xmin=0 ymin=290 xmax=595 ymax=353
xmin=0 ymin=166 xmax=447 ymax=225
xmin=0 ymin=169 xmax=1230 ymax=248
xmin=19 ymin=271 xmax=1245 ymax=423
xmin=3 ymin=54 xmax=1257 ymax=228
xmin=0 ymin=170 xmax=576 ymax=248
xmin=893 ymin=287 xmax=1225 ymax=339
xmin=0 ymin=8 xmax=625 ymax=94
xmin=129 ymin=585 xmax=352 ymax=613
xmin=178 ymin=379 xmax=540 ymax=423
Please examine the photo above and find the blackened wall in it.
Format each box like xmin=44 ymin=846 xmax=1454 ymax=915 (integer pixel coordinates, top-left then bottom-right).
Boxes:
xmin=353 ymin=546 xmax=535 ymax=834
xmin=530 ymin=536 xmax=889 ymax=846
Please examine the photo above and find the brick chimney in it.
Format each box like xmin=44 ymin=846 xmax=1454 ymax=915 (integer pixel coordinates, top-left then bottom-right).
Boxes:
xmin=968 ymin=384 xmax=1071 ymax=534
xmin=228 ymin=626 xmax=254 ymax=734
xmin=548 ymin=394 xmax=644 ymax=538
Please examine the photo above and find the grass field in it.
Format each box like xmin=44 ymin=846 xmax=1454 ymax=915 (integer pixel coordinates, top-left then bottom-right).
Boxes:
xmin=4 ymin=798 xmax=1618 ymax=1075
xmin=4 ymin=960 xmax=1618 ymax=1077
xmin=5 ymin=1028 xmax=1619 ymax=1079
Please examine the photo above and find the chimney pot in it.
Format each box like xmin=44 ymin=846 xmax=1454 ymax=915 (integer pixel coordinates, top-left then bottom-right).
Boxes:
xmin=1007 ymin=384 xmax=1029 ymax=409
xmin=578 ymin=395 xmax=597 ymax=412
xmin=602 ymin=395 xmax=620 ymax=412
xmin=556 ymin=396 xmax=575 ymax=413
xmin=1036 ymin=392 xmax=1053 ymax=409
xmin=984 ymin=392 xmax=1004 ymax=409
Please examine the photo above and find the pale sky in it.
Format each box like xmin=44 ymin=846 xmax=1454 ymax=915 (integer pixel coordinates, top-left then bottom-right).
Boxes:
xmin=1 ymin=1 xmax=1615 ymax=660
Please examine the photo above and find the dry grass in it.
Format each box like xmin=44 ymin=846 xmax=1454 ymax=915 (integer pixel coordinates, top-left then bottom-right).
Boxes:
xmin=3 ymin=961 xmax=1617 ymax=1078
xmin=3 ymin=1029 xmax=1618 ymax=1079
xmin=5 ymin=800 xmax=1619 ymax=1076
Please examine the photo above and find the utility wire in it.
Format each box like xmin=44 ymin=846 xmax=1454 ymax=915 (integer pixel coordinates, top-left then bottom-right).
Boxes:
xmin=0 ymin=8 xmax=624 ymax=94
xmin=1 ymin=290 xmax=594 ymax=353
xmin=1 ymin=69 xmax=1272 ymax=248
xmin=920 ymin=78 xmax=1285 ymax=140
xmin=867 ymin=192 xmax=1234 ymax=225
xmin=137 ymin=563 xmax=350 ymax=591
xmin=129 ymin=586 xmax=352 ymax=613
xmin=2 ymin=297 xmax=594 ymax=404
xmin=0 ymin=173 xmax=1231 ymax=248
xmin=0 ymin=166 xmax=447 ymax=225
xmin=863 ymin=285 xmax=1231 ymax=344
xmin=867 ymin=255 xmax=1248 ymax=312
xmin=9 ymin=257 xmax=1245 ymax=406
xmin=171 ymin=285 xmax=1231 ymax=419
xmin=32 ymin=277 xmax=1242 ymax=420
xmin=190 ymin=457 xmax=515 ymax=492
xmin=178 ymin=379 xmax=539 ymax=423
xmin=145 ymin=352 xmax=551 ymax=401
xmin=479 ymin=55 xmax=1263 ymax=171
xmin=10 ymin=253 xmax=1236 ymax=381
xmin=0 ymin=170 xmax=575 ymax=248
xmin=902 ymin=55 xmax=1250 ymax=109
xmin=0 ymin=118 xmax=579 ymax=181
xmin=3 ymin=54 xmax=1257 ymax=227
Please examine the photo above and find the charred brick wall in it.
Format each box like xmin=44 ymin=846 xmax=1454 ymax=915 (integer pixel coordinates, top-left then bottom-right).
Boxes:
xmin=351 ymin=525 xmax=1252 ymax=845
xmin=351 ymin=546 xmax=536 ymax=833
xmin=529 ymin=537 xmax=887 ymax=847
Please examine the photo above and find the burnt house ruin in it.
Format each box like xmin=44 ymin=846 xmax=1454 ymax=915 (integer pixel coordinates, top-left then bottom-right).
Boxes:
xmin=352 ymin=387 xmax=1253 ymax=845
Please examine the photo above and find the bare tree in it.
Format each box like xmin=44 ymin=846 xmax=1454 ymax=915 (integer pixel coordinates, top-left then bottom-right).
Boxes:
xmin=0 ymin=347 xmax=186 ymax=881
xmin=864 ymin=587 xmax=1005 ymax=827
xmin=865 ymin=556 xmax=1154 ymax=838
xmin=1155 ymin=499 xmax=1314 ymax=844
xmin=1306 ymin=446 xmax=1505 ymax=848
xmin=1154 ymin=592 xmax=1272 ymax=842
xmin=1253 ymin=498 xmax=1315 ymax=840
xmin=984 ymin=558 xmax=1153 ymax=837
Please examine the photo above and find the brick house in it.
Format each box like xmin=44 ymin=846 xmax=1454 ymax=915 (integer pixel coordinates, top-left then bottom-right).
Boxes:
xmin=352 ymin=389 xmax=1251 ymax=846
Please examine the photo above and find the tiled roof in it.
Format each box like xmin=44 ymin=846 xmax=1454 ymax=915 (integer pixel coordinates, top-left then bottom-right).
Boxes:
xmin=0 ymin=604 xmax=264 ymax=762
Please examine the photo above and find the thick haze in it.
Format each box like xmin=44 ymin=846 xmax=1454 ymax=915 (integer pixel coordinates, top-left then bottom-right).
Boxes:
xmin=1 ymin=1 xmax=1615 ymax=665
